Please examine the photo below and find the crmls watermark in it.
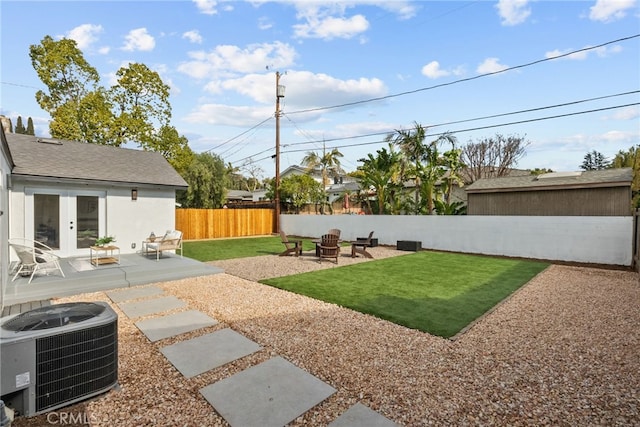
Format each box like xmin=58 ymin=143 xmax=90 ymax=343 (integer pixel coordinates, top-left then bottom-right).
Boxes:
xmin=46 ymin=411 xmax=96 ymax=425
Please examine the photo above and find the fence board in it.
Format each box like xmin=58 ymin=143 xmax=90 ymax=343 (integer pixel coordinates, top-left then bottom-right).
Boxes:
xmin=176 ymin=208 xmax=275 ymax=240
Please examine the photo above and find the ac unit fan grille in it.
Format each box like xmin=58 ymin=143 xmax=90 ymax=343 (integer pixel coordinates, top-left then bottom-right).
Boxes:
xmin=36 ymin=321 xmax=118 ymax=412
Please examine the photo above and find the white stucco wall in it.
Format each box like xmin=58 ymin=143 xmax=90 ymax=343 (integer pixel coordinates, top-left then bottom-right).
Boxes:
xmin=281 ymin=214 xmax=633 ymax=266
xmin=9 ymin=181 xmax=177 ymax=257
xmin=1 ymin=150 xmax=11 ymax=308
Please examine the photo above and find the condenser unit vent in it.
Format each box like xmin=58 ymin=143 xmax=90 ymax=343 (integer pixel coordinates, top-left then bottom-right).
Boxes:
xmin=1 ymin=302 xmax=118 ymax=417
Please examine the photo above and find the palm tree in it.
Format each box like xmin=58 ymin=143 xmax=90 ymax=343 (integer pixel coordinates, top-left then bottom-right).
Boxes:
xmin=386 ymin=122 xmax=428 ymax=214
xmin=356 ymin=145 xmax=401 ymax=214
xmin=301 ymin=145 xmax=344 ymax=214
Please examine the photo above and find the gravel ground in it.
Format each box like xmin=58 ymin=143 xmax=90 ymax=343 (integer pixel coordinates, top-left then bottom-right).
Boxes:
xmin=12 ymin=248 xmax=640 ymax=426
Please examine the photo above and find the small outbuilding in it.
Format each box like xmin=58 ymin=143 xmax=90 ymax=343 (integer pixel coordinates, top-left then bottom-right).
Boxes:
xmin=465 ymin=168 xmax=633 ymax=216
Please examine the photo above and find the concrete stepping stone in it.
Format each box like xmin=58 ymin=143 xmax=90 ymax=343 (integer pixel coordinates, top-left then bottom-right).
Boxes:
xmin=329 ymin=403 xmax=399 ymax=427
xmin=200 ymin=356 xmax=336 ymax=427
xmin=117 ymin=295 xmax=185 ymax=318
xmin=135 ymin=310 xmax=218 ymax=342
xmin=160 ymin=328 xmax=261 ymax=378
xmin=106 ymin=286 xmax=164 ymax=303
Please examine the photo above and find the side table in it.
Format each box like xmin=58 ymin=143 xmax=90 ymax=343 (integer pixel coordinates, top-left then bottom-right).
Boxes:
xmin=90 ymin=245 xmax=121 ymax=266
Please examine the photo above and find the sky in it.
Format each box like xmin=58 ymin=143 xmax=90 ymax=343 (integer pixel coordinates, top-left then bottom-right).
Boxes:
xmin=1 ymin=0 xmax=639 ymax=181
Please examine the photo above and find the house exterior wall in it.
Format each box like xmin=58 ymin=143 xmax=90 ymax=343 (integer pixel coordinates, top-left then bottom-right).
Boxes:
xmin=281 ymin=214 xmax=633 ymax=266
xmin=467 ymin=187 xmax=632 ymax=216
xmin=1 ymin=146 xmax=11 ymax=308
xmin=9 ymin=179 xmax=177 ymax=257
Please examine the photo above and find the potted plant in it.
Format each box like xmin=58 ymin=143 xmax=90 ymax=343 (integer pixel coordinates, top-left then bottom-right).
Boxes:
xmin=95 ymin=236 xmax=116 ymax=247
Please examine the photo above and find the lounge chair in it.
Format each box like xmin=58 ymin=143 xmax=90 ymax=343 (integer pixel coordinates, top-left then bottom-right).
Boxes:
xmin=280 ymin=230 xmax=302 ymax=257
xmin=143 ymin=230 xmax=183 ymax=261
xmin=318 ymin=233 xmax=340 ymax=264
xmin=9 ymin=239 xmax=66 ymax=284
xmin=351 ymin=231 xmax=374 ymax=259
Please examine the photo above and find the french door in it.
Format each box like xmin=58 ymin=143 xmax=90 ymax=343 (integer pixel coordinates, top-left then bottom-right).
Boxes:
xmin=25 ymin=189 xmax=106 ymax=257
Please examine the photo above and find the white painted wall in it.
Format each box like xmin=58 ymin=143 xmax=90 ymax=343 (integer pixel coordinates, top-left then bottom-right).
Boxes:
xmin=9 ymin=181 xmax=177 ymax=257
xmin=1 ymin=149 xmax=11 ymax=308
xmin=281 ymin=214 xmax=633 ymax=266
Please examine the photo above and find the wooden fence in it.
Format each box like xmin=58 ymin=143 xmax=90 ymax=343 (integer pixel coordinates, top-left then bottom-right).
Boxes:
xmin=176 ymin=208 xmax=275 ymax=240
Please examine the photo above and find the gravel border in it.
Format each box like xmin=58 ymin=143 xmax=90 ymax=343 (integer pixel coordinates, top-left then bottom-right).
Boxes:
xmin=11 ymin=250 xmax=640 ymax=426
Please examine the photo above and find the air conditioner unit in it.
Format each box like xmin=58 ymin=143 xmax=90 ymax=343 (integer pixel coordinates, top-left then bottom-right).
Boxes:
xmin=0 ymin=302 xmax=118 ymax=417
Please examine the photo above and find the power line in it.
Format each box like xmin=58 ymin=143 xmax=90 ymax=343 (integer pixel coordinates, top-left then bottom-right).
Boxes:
xmin=279 ymin=102 xmax=640 ymax=155
xmin=280 ymin=90 xmax=640 ymax=148
xmin=203 ymin=116 xmax=273 ymax=153
xmin=286 ymin=34 xmax=640 ymax=116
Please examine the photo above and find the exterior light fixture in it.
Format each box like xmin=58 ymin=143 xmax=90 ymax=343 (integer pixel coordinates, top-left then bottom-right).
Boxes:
xmin=131 ymin=189 xmax=138 ymax=201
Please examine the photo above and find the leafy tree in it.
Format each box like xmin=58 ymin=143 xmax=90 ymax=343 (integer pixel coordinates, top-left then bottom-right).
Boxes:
xmin=529 ymin=168 xmax=553 ymax=175
xmin=580 ymin=150 xmax=610 ymax=170
xmin=14 ymin=116 xmax=26 ymax=134
xmin=301 ymin=146 xmax=344 ymax=214
xmin=279 ymin=174 xmax=323 ymax=214
xmin=610 ymin=145 xmax=640 ymax=207
xmin=434 ymin=200 xmax=467 ymax=215
xmin=26 ymin=117 xmax=35 ymax=135
xmin=152 ymin=125 xmax=194 ymax=175
xmin=29 ymin=35 xmax=187 ymax=164
xmin=109 ymin=62 xmax=171 ymax=148
xmin=30 ymin=36 xmax=100 ymax=115
xmin=461 ymin=133 xmax=529 ymax=182
xmin=177 ymin=152 xmax=228 ymax=208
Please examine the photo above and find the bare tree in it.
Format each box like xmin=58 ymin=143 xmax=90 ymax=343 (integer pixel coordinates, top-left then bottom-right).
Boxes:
xmin=461 ymin=133 xmax=529 ymax=183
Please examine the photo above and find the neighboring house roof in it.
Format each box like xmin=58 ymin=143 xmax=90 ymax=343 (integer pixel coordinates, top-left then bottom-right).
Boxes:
xmin=226 ymin=189 xmax=253 ymax=201
xmin=466 ymin=168 xmax=633 ymax=193
xmin=6 ymin=133 xmax=187 ymax=188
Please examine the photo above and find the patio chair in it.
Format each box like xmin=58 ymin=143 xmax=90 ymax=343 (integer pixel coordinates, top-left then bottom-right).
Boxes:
xmin=143 ymin=230 xmax=183 ymax=261
xmin=9 ymin=239 xmax=66 ymax=284
xmin=327 ymin=228 xmax=341 ymax=238
xmin=318 ymin=233 xmax=340 ymax=264
xmin=280 ymin=230 xmax=302 ymax=257
xmin=351 ymin=231 xmax=374 ymax=259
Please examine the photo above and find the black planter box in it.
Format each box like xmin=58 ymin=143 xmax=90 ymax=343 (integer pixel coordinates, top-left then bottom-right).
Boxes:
xmin=357 ymin=237 xmax=378 ymax=247
xmin=397 ymin=240 xmax=421 ymax=251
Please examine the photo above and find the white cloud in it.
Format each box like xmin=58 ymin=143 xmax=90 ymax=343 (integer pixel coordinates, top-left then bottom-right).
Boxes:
xmin=66 ymin=24 xmax=103 ymax=50
xmin=193 ymin=0 xmax=218 ymax=15
xmin=258 ymin=16 xmax=273 ymax=30
xmin=589 ymin=0 xmax=637 ymax=22
xmin=122 ymin=28 xmax=155 ymax=52
xmin=495 ymin=0 xmax=531 ymax=26
xmin=178 ymin=41 xmax=297 ymax=79
xmin=476 ymin=58 xmax=509 ymax=74
xmin=421 ymin=61 xmax=451 ymax=79
xmin=609 ymin=106 xmax=640 ymax=121
xmin=294 ymin=14 xmax=369 ymax=40
xmin=183 ymin=30 xmax=203 ymax=44
xmin=545 ymin=44 xmax=623 ymax=60
xmin=219 ymin=70 xmax=386 ymax=108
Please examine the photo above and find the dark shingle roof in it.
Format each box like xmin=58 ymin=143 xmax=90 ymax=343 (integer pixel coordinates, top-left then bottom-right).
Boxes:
xmin=466 ymin=168 xmax=633 ymax=193
xmin=7 ymin=133 xmax=187 ymax=188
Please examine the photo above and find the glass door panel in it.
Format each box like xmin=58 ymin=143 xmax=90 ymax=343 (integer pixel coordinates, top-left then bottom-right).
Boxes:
xmin=34 ymin=194 xmax=60 ymax=249
xmin=76 ymin=196 xmax=99 ymax=248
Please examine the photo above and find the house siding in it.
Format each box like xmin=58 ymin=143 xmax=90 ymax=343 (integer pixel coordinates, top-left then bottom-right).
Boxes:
xmin=467 ymin=186 xmax=632 ymax=216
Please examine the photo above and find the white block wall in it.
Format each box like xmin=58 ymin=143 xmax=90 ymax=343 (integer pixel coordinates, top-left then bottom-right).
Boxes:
xmin=281 ymin=214 xmax=633 ymax=266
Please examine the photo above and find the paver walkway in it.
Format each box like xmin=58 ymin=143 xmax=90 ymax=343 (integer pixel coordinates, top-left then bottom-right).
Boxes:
xmin=106 ymin=285 xmax=399 ymax=426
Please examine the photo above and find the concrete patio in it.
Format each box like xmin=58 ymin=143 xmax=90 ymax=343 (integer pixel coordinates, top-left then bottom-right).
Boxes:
xmin=3 ymin=252 xmax=223 ymax=307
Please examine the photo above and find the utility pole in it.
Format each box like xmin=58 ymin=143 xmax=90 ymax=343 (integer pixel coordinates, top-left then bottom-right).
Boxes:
xmin=274 ymin=71 xmax=285 ymax=234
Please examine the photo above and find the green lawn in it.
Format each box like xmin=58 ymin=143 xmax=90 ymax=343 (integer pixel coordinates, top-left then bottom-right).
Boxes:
xmin=183 ymin=236 xmax=344 ymax=261
xmin=261 ymin=251 xmax=548 ymax=338
xmin=184 ymin=236 xmax=548 ymax=338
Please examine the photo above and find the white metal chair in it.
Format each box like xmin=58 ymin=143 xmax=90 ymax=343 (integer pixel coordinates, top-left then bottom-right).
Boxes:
xmin=9 ymin=239 xmax=66 ymax=284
